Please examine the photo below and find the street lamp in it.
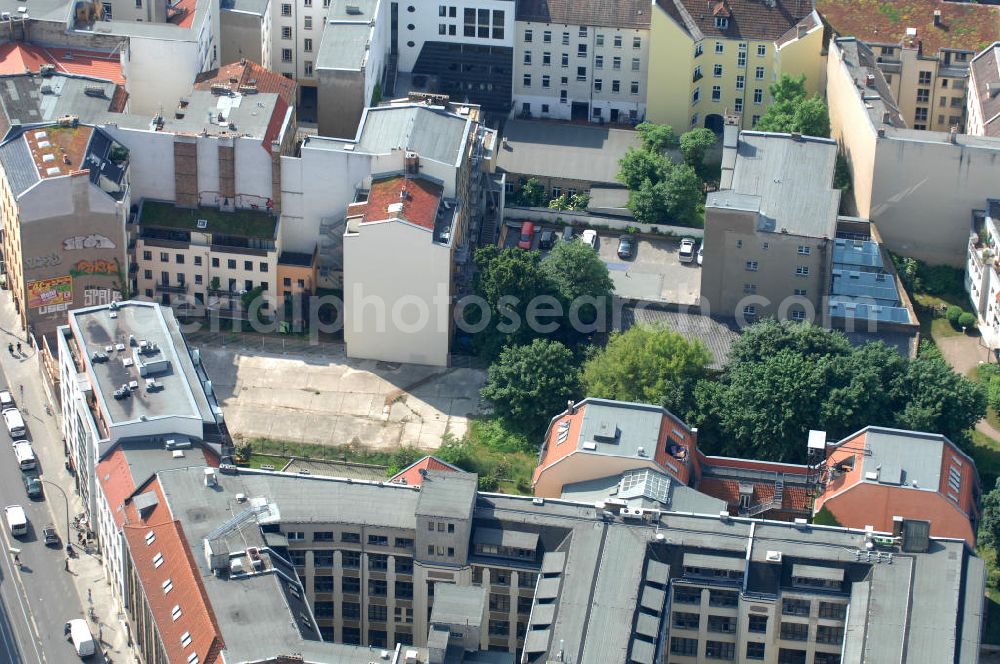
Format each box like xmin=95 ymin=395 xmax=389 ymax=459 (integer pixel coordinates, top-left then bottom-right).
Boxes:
xmin=38 ymin=479 xmax=71 ymax=560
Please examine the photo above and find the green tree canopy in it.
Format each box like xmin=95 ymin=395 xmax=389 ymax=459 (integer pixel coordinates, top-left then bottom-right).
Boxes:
xmin=679 ymin=128 xmax=717 ymax=167
xmin=636 ymin=122 xmax=678 ymax=153
xmin=979 ymin=479 xmax=1000 ymax=550
xmin=581 ymin=324 xmax=713 ymax=416
xmin=470 ymin=246 xmax=552 ymax=356
xmin=517 ymin=177 xmax=548 ymax=206
xmin=480 ymin=338 xmax=580 ymax=435
xmin=755 ymin=74 xmax=831 ymax=138
xmin=617 ymin=147 xmax=669 ymax=191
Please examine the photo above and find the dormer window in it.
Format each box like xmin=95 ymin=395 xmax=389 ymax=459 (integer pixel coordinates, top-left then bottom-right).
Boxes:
xmin=715 ymin=16 xmax=728 ymax=29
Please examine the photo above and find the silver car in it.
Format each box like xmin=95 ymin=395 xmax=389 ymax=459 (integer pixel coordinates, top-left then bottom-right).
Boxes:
xmin=679 ymin=238 xmax=696 ymax=263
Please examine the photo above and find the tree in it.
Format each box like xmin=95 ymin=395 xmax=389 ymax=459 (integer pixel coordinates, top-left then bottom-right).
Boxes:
xmin=569 ymin=192 xmax=590 ymax=211
xmin=517 ymin=178 xmax=548 ymax=207
xmin=470 ymin=246 xmax=553 ymax=357
xmin=679 ymin=128 xmax=717 ymax=168
xmin=548 ymin=194 xmax=570 ymax=210
xmin=541 ymin=239 xmax=615 ymax=345
xmin=480 ymin=339 xmax=580 ymax=434
xmin=755 ymin=74 xmax=831 ymax=137
xmin=627 ymin=179 xmax=669 ymax=224
xmin=959 ymin=312 xmax=977 ymax=330
xmin=947 ymin=306 xmax=962 ymax=327
xmin=727 ymin=319 xmax=852 ymax=366
xmin=636 ymin=122 xmax=677 ymax=154
xmin=894 ymin=355 xmax=985 ymax=442
xmin=617 ymin=147 xmax=668 ymax=191
xmin=581 ymin=324 xmax=712 ymax=416
xmin=660 ymin=163 xmax=703 ymax=223
xmin=979 ymin=479 xmax=1000 ymax=550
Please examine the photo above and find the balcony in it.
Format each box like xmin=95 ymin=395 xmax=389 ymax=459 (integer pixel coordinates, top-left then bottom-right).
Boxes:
xmin=693 ymin=71 xmax=703 ymax=82
xmin=155 ymin=282 xmax=188 ymax=294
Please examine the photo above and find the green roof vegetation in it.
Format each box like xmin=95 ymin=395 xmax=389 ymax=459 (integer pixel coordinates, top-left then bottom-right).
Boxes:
xmin=139 ymin=201 xmax=277 ymax=239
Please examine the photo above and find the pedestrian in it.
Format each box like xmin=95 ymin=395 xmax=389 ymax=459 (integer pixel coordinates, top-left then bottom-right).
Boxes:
xmin=16 ymin=342 xmax=21 ymax=354
xmin=6 ymin=343 xmax=11 ymax=355
xmin=87 ymin=588 xmax=92 ymax=603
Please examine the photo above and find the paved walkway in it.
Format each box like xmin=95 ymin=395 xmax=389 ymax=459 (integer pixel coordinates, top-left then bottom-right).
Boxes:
xmin=935 ymin=332 xmax=1000 ymax=441
xmin=0 ymin=292 xmax=132 ymax=663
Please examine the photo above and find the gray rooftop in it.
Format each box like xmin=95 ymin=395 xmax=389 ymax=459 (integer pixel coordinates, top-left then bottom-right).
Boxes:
xmin=221 ymin=0 xmax=269 ymax=15
xmin=574 ymin=399 xmax=668 ymax=458
xmin=620 ymin=306 xmax=740 ymax=369
xmin=850 ymin=427 xmax=960 ymax=494
xmin=354 ymin=104 xmax=472 ymax=165
xmin=496 ymin=119 xmax=640 ymax=184
xmin=417 ymin=470 xmax=477 ymax=519
xmin=157 ymin=89 xmax=279 ymax=139
xmin=0 ymin=74 xmax=120 ymax=132
xmin=709 ymin=131 xmax=840 ymax=239
xmin=0 ymin=0 xmax=70 ymax=21
xmin=561 ymin=470 xmax=727 ymax=514
xmin=315 ymin=22 xmax=372 ymax=70
xmin=67 ymin=301 xmax=216 ymax=429
xmin=430 ymin=584 xmax=486 ymax=628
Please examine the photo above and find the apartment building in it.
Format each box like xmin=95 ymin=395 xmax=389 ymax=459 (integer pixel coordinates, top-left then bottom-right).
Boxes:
xmin=701 ymin=125 xmax=837 ymax=324
xmin=967 ymin=200 xmax=1000 ymax=347
xmin=220 ymin=0 xmax=272 ymax=68
xmin=100 ymin=456 xmax=983 ymax=663
xmin=818 ymin=0 xmax=1000 ymax=132
xmin=280 ymin=98 xmax=497 ymax=289
xmin=0 ymin=121 xmax=130 ymax=342
xmin=56 ymin=300 xmax=226 ymax=613
xmin=968 ymin=42 xmax=1000 ymax=137
xmin=827 ymin=37 xmax=1000 ymax=266
xmin=647 ymin=0 xmax=823 ymax=132
xmin=511 ymin=0 xmax=650 ymax=123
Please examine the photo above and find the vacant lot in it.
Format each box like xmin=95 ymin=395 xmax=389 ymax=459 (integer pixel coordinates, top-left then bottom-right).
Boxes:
xmin=195 ymin=335 xmax=486 ymax=449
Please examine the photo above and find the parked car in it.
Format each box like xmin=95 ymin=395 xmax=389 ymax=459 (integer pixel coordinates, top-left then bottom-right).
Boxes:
xmin=517 ymin=221 xmax=536 ymax=249
xmin=538 ymin=229 xmax=555 ymax=250
xmin=697 ymin=243 xmax=704 ymax=266
xmin=64 ymin=619 xmax=96 ymax=657
xmin=617 ymin=235 xmax=636 ymax=259
xmin=43 ymin=524 xmax=59 ymax=546
xmin=2 ymin=408 xmax=25 ymax=439
xmin=582 ymin=229 xmax=598 ymax=249
xmin=679 ymin=238 xmax=696 ymax=263
xmin=22 ymin=471 xmax=41 ymax=499
xmin=5 ymin=504 xmax=26 ymax=537
xmin=0 ymin=390 xmax=13 ymax=409
xmin=562 ymin=226 xmax=575 ymax=242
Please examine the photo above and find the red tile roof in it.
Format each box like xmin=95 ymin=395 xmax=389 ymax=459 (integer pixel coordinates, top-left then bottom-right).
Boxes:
xmin=701 ymin=455 xmax=810 ymax=477
xmin=122 ymin=478 xmax=224 ymax=664
xmin=817 ymin=0 xmax=1000 ymax=54
xmin=96 ymin=447 xmax=135 ymax=528
xmin=356 ymin=176 xmax=442 ymax=230
xmin=696 ymin=476 xmax=812 ymax=514
xmin=389 ymin=456 xmax=462 ymax=486
xmin=0 ymin=43 xmax=125 ymax=85
xmin=194 ymin=60 xmax=296 ymax=104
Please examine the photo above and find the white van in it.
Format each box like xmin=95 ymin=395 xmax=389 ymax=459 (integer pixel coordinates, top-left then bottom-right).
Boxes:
xmin=2 ymin=408 xmax=25 ymax=439
xmin=12 ymin=441 xmax=35 ymax=471
xmin=0 ymin=390 xmax=13 ymax=409
xmin=4 ymin=504 xmax=26 ymax=537
xmin=64 ymin=619 xmax=96 ymax=657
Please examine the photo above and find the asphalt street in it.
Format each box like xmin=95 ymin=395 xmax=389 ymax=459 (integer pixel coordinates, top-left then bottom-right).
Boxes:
xmin=0 ymin=366 xmax=90 ymax=664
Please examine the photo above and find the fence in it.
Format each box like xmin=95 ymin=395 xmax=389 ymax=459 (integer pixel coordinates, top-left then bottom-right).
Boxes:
xmin=504 ymin=206 xmax=704 ymax=238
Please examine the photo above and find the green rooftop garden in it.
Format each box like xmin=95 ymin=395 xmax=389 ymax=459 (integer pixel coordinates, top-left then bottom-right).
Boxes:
xmin=139 ymin=201 xmax=278 ymax=239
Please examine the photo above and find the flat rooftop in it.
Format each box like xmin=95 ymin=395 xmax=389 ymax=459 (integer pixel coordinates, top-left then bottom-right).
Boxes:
xmin=138 ymin=200 xmax=278 ymax=239
xmin=67 ymin=301 xmax=215 ymax=428
xmin=709 ymin=131 xmax=840 ymax=239
xmin=24 ymin=124 xmax=92 ymax=180
xmin=0 ymin=72 xmax=123 ymax=130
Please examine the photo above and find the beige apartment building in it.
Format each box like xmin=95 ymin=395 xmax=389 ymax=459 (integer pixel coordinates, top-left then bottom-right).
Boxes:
xmin=700 ymin=122 xmax=838 ymax=323
xmin=0 ymin=121 xmax=131 ymax=342
xmin=817 ymin=0 xmax=1000 ymax=131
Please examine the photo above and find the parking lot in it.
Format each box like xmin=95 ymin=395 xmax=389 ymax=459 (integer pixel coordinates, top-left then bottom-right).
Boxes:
xmin=502 ymin=221 xmax=702 ymax=305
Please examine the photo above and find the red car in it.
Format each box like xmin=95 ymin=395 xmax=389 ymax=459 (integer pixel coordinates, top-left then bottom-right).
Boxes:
xmin=517 ymin=221 xmax=535 ymax=249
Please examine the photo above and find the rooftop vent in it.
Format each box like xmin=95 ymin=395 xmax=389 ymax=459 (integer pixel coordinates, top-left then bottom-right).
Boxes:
xmin=204 ymin=468 xmax=218 ymax=487
xmin=765 ymin=550 xmax=783 ymax=562
xmin=345 ymin=3 xmax=361 ymax=13
xmin=83 ymin=85 xmax=106 ymax=98
xmin=933 ymin=9 xmax=942 ymax=27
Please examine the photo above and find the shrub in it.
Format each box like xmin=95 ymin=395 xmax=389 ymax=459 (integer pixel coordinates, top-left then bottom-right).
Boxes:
xmin=959 ymin=312 xmax=978 ymax=330
xmin=947 ymin=306 xmax=963 ymax=327
xmin=980 ymin=364 xmax=1000 ymax=413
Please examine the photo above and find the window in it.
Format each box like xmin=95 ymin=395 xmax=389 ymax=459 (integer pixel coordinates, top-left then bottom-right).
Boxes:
xmin=715 ymin=16 xmax=728 ymax=29
xmin=561 ymin=53 xmax=569 ymax=67
xmin=816 ymin=625 xmax=844 ymax=645
xmin=304 ymin=61 xmax=313 ymax=76
xmin=282 ymin=48 xmax=292 ymax=62
xmin=396 ymin=557 xmax=413 ymax=574
xmin=578 ymin=44 xmax=587 ymax=58
xmin=243 ymin=260 xmax=252 ymax=271
xmin=757 ymin=44 xmax=766 ymax=56
xmin=489 ymin=593 xmax=510 ymax=612
xmin=695 ymin=42 xmax=704 ymax=57
xmin=919 ymin=70 xmax=932 ymax=85
xmin=746 ymin=260 xmax=758 ymax=271
xmin=613 ymin=56 xmax=621 ymax=70
xmin=795 ymin=265 xmax=809 ymax=276
xmin=748 ymin=615 xmax=767 ymax=633
xmin=544 ymin=52 xmax=552 ymax=65
xmin=673 ymin=612 xmax=700 ymax=630
xmin=708 ymin=615 xmax=735 ymax=633
xmin=746 ymin=642 xmax=766 ymax=660
xmin=780 ymin=622 xmax=809 ymax=641
xmin=797 ymin=245 xmax=811 ymax=255
xmin=369 ymin=604 xmax=388 ymax=622
xmin=594 ymin=55 xmax=602 ymax=68
xmin=562 ymin=31 xmax=570 ymax=45
xmin=752 ymin=114 xmax=760 ymax=126
xmin=523 ymin=74 xmax=531 ymax=87
xmin=744 ymin=283 xmax=757 ymax=294
xmin=288 ymin=550 xmax=306 ymax=566
xmin=281 ymin=3 xmax=290 ymax=15
xmin=753 ymin=88 xmax=763 ymax=104
xmin=594 ymin=79 xmax=602 ymax=91
xmin=395 ymin=580 xmax=414 ymax=599
xmin=560 ymin=90 xmax=568 ymax=103
xmin=313 ymin=551 xmax=333 ymax=567
xmin=712 ymin=85 xmax=721 ymax=101
xmin=693 ymin=65 xmax=703 ymax=82
xmin=542 ymin=75 xmax=550 ymax=88
xmin=541 ymin=104 xmax=549 ymax=113
xmin=143 ymin=250 xmax=152 ymax=261
xmin=523 ymin=51 xmax=531 ymax=65
xmin=715 ymin=40 xmax=724 ymax=54
xmin=693 ymin=87 xmax=700 ymax=104
xmin=314 ymin=601 xmax=334 ymax=618
xmin=160 ymin=252 xmax=169 ymax=262
xmin=917 ymin=88 xmax=929 ymax=103
xmin=706 ymin=641 xmax=735 ymax=660
xmin=674 ymin=587 xmax=701 ymax=604
xmin=818 ymin=602 xmax=846 ymax=620
xmin=543 ymin=30 xmax=551 ymax=42
xmin=488 ymin=620 xmax=509 ymax=636
xmin=631 ymin=81 xmax=639 ymax=94
xmin=314 ymin=575 xmax=334 ymax=592
xmin=342 ymin=602 xmax=360 ymax=618
xmin=144 ymin=270 xmax=152 ymax=280
xmin=743 ymin=305 xmax=757 ymax=317
xmin=369 ymin=579 xmax=387 ymax=597
xmin=492 ymin=11 xmax=504 ymax=40
xmin=211 ymin=258 xmax=220 ymax=268
xmin=755 ymin=66 xmax=765 ymax=80
xmin=312 ymin=531 xmax=333 ymax=542
xmin=734 ymin=98 xmax=743 ymax=112
xmin=782 ymin=598 xmax=810 ymax=617
xmin=614 ymin=35 xmax=622 ymax=48
xmin=579 ymin=26 xmax=587 ymax=37
xmin=145 ymin=289 xmax=152 ymax=298
xmin=738 ymin=51 xmax=747 ymax=67
xmin=524 ymin=28 xmax=532 ymax=42
xmin=596 ymin=34 xmax=604 ymax=46
xmin=612 ymin=80 xmax=620 ymax=93
xmin=790 ymin=310 xmax=806 ymax=321
xmin=671 ymin=638 xmax=698 ymax=656
xmin=794 ymin=288 xmax=807 ymax=296
xmin=227 ymin=259 xmax=237 ymax=269
xmin=577 ymin=66 xmax=587 ymax=81
xmin=632 ymin=57 xmax=640 ymax=71
xmin=714 ymin=63 xmax=723 ymax=77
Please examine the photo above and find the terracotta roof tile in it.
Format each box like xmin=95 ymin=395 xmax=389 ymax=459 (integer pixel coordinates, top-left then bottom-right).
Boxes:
xmin=0 ymin=43 xmax=49 ymax=75
xmin=122 ymin=479 xmax=224 ymax=664
xmin=390 ymin=456 xmax=462 ymax=486
xmin=657 ymin=0 xmax=814 ymax=42
xmin=817 ymin=0 xmax=1000 ymax=54
xmin=354 ymin=176 xmax=442 ymax=231
xmin=516 ymin=0 xmax=651 ymax=29
xmin=194 ymin=60 xmax=296 ymax=105
xmin=972 ymin=43 xmax=1000 ymax=136
xmin=41 ymin=46 xmax=126 ymax=85
xmin=96 ymin=447 xmax=135 ymax=528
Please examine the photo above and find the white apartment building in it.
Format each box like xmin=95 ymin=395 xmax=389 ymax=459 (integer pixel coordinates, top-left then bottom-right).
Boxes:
xmin=512 ymin=0 xmax=650 ymax=123
xmin=57 ymin=300 xmax=226 ymax=612
xmin=967 ymin=200 xmax=1000 ymax=348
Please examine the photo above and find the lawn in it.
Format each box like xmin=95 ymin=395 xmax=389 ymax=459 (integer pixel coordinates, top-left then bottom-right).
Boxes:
xmin=139 ymin=200 xmax=278 ymax=239
xmin=912 ymin=291 xmax=974 ymax=342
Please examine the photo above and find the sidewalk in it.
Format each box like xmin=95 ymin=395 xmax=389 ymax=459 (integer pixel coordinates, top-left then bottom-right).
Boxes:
xmin=0 ymin=293 xmax=133 ymax=662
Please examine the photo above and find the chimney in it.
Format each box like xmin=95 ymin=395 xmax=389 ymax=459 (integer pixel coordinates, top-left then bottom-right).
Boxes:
xmin=949 ymin=126 xmax=959 ymax=143
xmin=877 ymin=128 xmax=886 ymax=138
xmin=791 ymin=131 xmax=802 ymax=141
xmin=881 ymin=111 xmax=892 ymax=125
xmin=566 ymin=399 xmax=575 ymax=414
xmin=933 ymin=9 xmax=941 ymax=27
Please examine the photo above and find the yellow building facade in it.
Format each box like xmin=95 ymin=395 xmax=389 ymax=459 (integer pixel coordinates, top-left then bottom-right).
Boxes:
xmin=647 ymin=0 xmax=824 ymax=132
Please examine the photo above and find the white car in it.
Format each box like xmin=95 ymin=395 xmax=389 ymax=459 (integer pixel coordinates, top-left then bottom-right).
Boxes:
xmin=0 ymin=391 xmax=13 ymax=409
xmin=679 ymin=238 xmax=696 ymax=263
xmin=581 ymin=229 xmax=598 ymax=249
xmin=697 ymin=243 xmax=704 ymax=266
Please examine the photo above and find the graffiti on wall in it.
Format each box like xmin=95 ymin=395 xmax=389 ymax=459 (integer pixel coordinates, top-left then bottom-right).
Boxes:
xmin=27 ymin=275 xmax=72 ymax=309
